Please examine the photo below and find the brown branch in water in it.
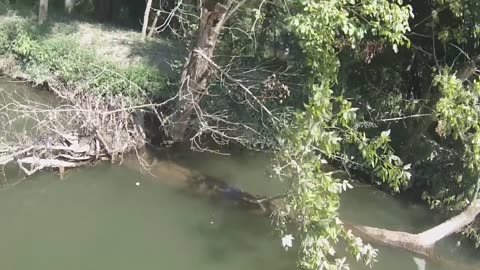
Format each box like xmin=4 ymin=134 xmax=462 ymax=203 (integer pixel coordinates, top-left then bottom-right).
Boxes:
xmin=344 ymin=199 xmax=480 ymax=257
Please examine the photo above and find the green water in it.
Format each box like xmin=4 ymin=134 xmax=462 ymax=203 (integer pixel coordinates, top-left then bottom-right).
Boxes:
xmin=0 ymin=79 xmax=59 ymax=138
xmin=0 ymin=150 xmax=473 ymax=270
xmin=1 ymin=79 xmax=479 ymax=270
xmin=0 ymin=164 xmax=295 ymax=270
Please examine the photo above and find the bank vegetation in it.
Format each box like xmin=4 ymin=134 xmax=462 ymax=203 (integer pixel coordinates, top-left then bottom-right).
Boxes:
xmin=1 ymin=1 xmax=480 ymax=270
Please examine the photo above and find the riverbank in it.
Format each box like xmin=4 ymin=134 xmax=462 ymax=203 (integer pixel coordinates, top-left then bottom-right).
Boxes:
xmin=0 ymin=13 xmax=187 ymax=176
xmin=0 ymin=14 xmax=183 ymax=100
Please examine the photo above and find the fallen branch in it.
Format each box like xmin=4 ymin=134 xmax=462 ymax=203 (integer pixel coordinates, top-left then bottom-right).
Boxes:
xmin=0 ymin=146 xmax=35 ymax=165
xmin=18 ymin=157 xmax=90 ymax=168
xmin=195 ymin=49 xmax=278 ymax=120
xmin=0 ymin=76 xmax=176 ymax=183
xmin=346 ymin=199 xmax=480 ymax=257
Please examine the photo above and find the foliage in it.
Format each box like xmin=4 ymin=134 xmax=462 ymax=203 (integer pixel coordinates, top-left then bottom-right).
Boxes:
xmin=425 ymin=70 xmax=480 ymax=208
xmin=0 ymin=18 xmax=168 ymax=101
xmin=3 ymin=0 xmax=480 ymax=268
xmin=271 ymin=1 xmax=413 ymax=269
xmin=87 ymin=63 xmax=169 ymax=99
xmin=288 ymin=0 xmax=412 ymax=80
xmin=432 ymin=0 xmax=480 ymax=47
xmin=428 ymin=67 xmax=480 ymax=246
xmin=0 ymin=18 xmax=18 ymax=52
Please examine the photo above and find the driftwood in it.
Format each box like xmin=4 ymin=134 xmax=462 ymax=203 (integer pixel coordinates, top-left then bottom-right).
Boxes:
xmin=123 ymin=153 xmax=480 ymax=270
xmin=1 ymin=78 xmax=478 ymax=269
xmin=0 ymin=133 xmax=102 ymax=176
xmin=0 ymin=79 xmax=175 ymax=182
xmin=345 ymin=199 xmax=480 ymax=256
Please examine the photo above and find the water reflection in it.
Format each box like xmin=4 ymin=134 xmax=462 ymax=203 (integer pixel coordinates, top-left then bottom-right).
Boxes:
xmin=0 ymin=78 xmax=478 ymax=270
xmin=0 ymin=147 xmax=478 ymax=270
xmin=0 ymin=164 xmax=296 ymax=270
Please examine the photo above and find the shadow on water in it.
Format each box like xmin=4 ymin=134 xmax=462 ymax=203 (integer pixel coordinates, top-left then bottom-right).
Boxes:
xmin=0 ymin=147 xmax=479 ymax=270
xmin=195 ymin=205 xmax=270 ymax=261
xmin=0 ymin=162 xmax=296 ymax=270
xmin=0 ymin=78 xmax=479 ymax=270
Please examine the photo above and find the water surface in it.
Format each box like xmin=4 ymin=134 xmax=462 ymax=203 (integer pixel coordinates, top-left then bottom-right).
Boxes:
xmin=0 ymin=164 xmax=295 ymax=270
xmin=1 ymin=78 xmax=479 ymax=270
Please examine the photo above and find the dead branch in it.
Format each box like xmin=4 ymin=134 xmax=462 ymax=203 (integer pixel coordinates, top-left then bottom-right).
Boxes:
xmin=0 ymin=76 xmax=176 ymax=183
xmin=344 ymin=199 xmax=480 ymax=261
xmin=194 ymin=49 xmax=277 ymax=120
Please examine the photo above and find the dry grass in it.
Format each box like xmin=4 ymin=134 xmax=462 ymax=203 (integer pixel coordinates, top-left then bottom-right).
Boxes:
xmin=0 ymin=14 xmax=185 ymax=76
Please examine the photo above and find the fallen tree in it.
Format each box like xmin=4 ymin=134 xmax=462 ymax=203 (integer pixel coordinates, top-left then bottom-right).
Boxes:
xmin=123 ymin=153 xmax=282 ymax=214
xmin=1 ymin=77 xmax=478 ymax=268
xmin=122 ymin=152 xmax=480 ymax=269
xmin=346 ymin=199 xmax=480 ymax=257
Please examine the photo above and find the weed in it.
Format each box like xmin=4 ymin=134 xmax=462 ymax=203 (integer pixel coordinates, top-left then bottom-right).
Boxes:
xmin=0 ymin=17 xmax=169 ymax=102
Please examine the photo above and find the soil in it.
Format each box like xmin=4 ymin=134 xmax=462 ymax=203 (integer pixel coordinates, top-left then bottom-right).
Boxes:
xmin=0 ymin=14 xmax=185 ymax=76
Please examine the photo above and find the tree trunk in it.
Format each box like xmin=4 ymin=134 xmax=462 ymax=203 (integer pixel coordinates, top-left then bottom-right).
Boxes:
xmin=141 ymin=0 xmax=153 ymax=41
xmin=345 ymin=224 xmax=432 ymax=256
xmin=417 ymin=199 xmax=480 ymax=245
xmin=65 ymin=0 xmax=74 ymax=13
xmin=347 ymin=199 xmax=480 ymax=256
xmin=168 ymin=0 xmax=234 ymax=141
xmin=147 ymin=10 xmax=160 ymax=38
xmin=38 ymin=0 xmax=48 ymax=25
xmin=255 ymin=1 xmax=275 ymax=59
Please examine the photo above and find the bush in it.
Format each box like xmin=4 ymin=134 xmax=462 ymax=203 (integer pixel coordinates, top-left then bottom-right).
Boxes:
xmin=0 ymin=0 xmax=10 ymax=15
xmin=0 ymin=18 xmax=169 ymax=102
xmin=0 ymin=20 xmax=24 ymax=53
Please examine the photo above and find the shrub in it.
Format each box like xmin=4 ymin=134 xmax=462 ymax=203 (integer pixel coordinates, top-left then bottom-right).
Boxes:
xmin=0 ymin=0 xmax=10 ymax=15
xmin=0 ymin=18 xmax=168 ymax=102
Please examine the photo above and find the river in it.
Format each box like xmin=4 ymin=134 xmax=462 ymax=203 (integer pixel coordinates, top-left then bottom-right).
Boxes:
xmin=0 ymin=79 xmax=479 ymax=270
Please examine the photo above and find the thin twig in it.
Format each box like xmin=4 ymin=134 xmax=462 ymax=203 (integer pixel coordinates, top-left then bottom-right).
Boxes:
xmin=194 ymin=49 xmax=277 ymax=121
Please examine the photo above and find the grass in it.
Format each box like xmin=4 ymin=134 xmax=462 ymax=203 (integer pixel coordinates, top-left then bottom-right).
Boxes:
xmin=0 ymin=13 xmax=181 ymax=102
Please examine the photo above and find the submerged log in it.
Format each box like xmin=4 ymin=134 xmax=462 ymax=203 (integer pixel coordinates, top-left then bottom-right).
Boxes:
xmin=125 ymin=154 xmax=479 ymax=269
xmin=186 ymin=174 xmax=278 ymax=213
xmin=124 ymin=155 xmax=281 ymax=214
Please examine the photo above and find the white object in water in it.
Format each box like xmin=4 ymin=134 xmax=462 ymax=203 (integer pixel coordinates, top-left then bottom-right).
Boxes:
xmin=210 ymin=221 xmax=214 ymax=224
xmin=413 ymin=257 xmax=426 ymax=270
xmin=136 ymin=182 xmax=140 ymax=186
xmin=281 ymin=234 xmax=294 ymax=251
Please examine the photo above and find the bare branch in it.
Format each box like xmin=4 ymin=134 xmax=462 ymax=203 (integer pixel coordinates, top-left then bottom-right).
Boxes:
xmin=194 ymin=49 xmax=278 ymax=120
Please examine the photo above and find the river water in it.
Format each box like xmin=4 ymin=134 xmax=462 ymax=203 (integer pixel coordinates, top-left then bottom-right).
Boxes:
xmin=0 ymin=79 xmax=479 ymax=270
